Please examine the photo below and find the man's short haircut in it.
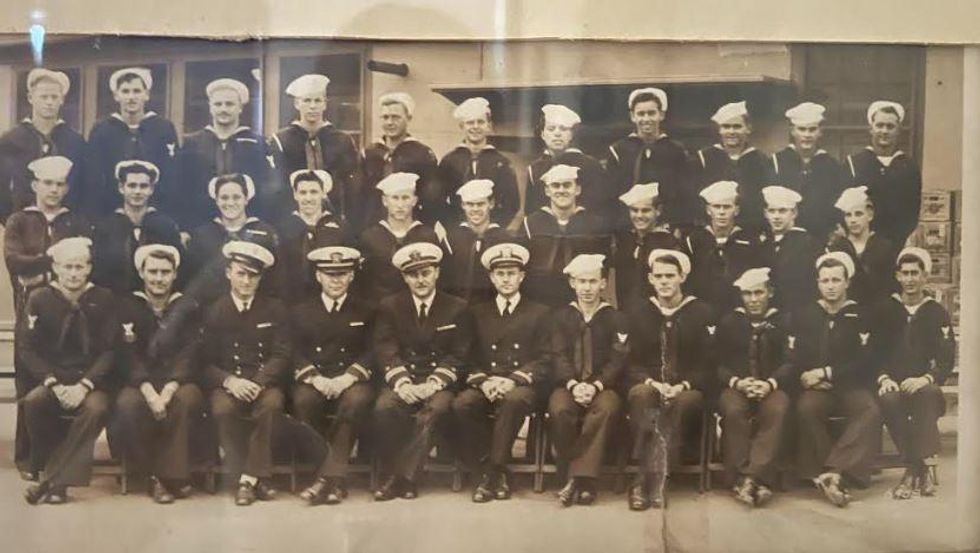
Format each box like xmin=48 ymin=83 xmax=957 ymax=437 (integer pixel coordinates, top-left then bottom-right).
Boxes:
xmin=629 ymin=92 xmax=664 ymax=112
xmin=652 ymin=255 xmax=683 ymax=273
xmin=817 ymin=257 xmax=849 ymax=277
xmin=896 ymin=253 xmax=927 ymax=272
xmin=117 ymin=164 xmax=159 ymax=185
xmin=213 ymin=173 xmax=250 ymax=197
xmin=142 ymin=249 xmax=177 ymax=270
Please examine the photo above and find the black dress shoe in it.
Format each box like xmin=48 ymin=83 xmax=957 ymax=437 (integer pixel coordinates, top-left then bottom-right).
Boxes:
xmin=576 ymin=479 xmax=597 ymax=505
xmin=557 ymin=478 xmax=578 ymax=507
xmin=733 ymin=476 xmax=756 ymax=507
xmin=20 ymin=470 xmax=39 ymax=482
xmin=494 ymin=471 xmax=511 ymax=500
xmin=374 ymin=476 xmax=401 ymax=502
xmin=150 ymin=476 xmax=175 ymax=505
xmin=917 ymin=465 xmax=936 ymax=497
xmin=24 ymin=482 xmax=51 ymax=505
xmin=628 ymin=484 xmax=650 ymax=511
xmin=323 ymin=481 xmax=347 ymax=505
xmin=815 ymin=472 xmax=850 ymax=507
xmin=235 ymin=482 xmax=256 ymax=506
xmin=46 ymin=487 xmax=67 ymax=504
xmin=472 ymin=473 xmax=495 ymax=503
xmin=649 ymin=472 xmax=666 ymax=509
xmin=754 ymin=483 xmax=773 ymax=507
xmin=254 ymin=480 xmax=277 ymax=501
xmin=400 ymin=478 xmax=418 ymax=499
xmin=300 ymin=477 xmax=329 ymax=504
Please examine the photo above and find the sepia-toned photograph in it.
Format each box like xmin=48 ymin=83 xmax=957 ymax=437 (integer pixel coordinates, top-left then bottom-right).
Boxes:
xmin=0 ymin=33 xmax=971 ymax=552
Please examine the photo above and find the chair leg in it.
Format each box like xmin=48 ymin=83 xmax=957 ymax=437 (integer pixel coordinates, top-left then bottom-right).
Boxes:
xmin=289 ymin=445 xmax=298 ymax=494
xmin=698 ymin=412 xmax=710 ymax=494
xmin=120 ymin=456 xmax=129 ymax=495
xmin=205 ymin=466 xmax=217 ymax=494
xmin=533 ymin=416 xmax=546 ymax=493
xmin=452 ymin=459 xmax=463 ymax=492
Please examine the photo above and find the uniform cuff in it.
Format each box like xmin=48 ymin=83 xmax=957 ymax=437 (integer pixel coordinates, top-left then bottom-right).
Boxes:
xmin=729 ymin=377 xmax=739 ymax=389
xmin=593 ymin=380 xmax=604 ymax=392
xmin=877 ymin=374 xmax=891 ymax=385
xmin=823 ymin=367 xmax=833 ymax=381
xmin=295 ymin=365 xmax=317 ymax=382
xmin=681 ymin=380 xmax=691 ymax=391
xmin=384 ymin=366 xmax=411 ymax=388
xmin=393 ymin=377 xmax=411 ymax=390
xmin=347 ymin=363 xmax=371 ymax=381
xmin=43 ymin=376 xmax=57 ymax=388
xmin=467 ymin=372 xmax=489 ymax=387
xmin=432 ymin=367 xmax=458 ymax=385
xmin=426 ymin=376 xmax=447 ymax=390
xmin=80 ymin=378 xmax=94 ymax=391
xmin=925 ymin=374 xmax=935 ymax=384
xmin=566 ymin=379 xmax=579 ymax=391
xmin=644 ymin=378 xmax=658 ymax=388
xmin=767 ymin=378 xmax=778 ymax=391
xmin=510 ymin=370 xmax=533 ymax=386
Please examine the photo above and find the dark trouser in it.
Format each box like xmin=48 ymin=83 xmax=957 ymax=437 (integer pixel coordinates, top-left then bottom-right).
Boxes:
xmin=548 ymin=388 xmax=622 ymax=478
xmin=12 ymin=278 xmax=42 ymax=472
xmin=452 ymin=386 xmax=535 ymax=475
xmin=291 ymin=381 xmax=375 ymax=479
xmin=627 ymin=384 xmax=703 ymax=474
xmin=879 ymin=385 xmax=945 ymax=466
xmin=718 ymin=387 xmax=790 ymax=486
xmin=23 ymin=385 xmax=110 ymax=488
xmin=112 ymin=384 xmax=205 ymax=481
xmin=374 ymin=388 xmax=455 ymax=480
xmin=210 ymin=388 xmax=285 ymax=479
xmin=796 ymin=388 xmax=881 ymax=486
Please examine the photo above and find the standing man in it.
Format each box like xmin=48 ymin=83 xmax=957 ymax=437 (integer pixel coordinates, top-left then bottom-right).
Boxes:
xmin=606 ymin=88 xmax=691 ymax=228
xmin=846 ymin=101 xmax=921 ymax=245
xmin=176 ymin=78 xmax=271 ymax=230
xmin=612 ymin=183 xmax=684 ymax=305
xmin=20 ymin=237 xmax=117 ymax=505
xmin=694 ymin=101 xmax=773 ymax=232
xmin=453 ymin=243 xmax=551 ymax=503
xmin=875 ymin=248 xmax=955 ymax=499
xmin=0 ymin=68 xmax=85 ymax=220
xmin=269 ymin=73 xmax=362 ymax=224
xmin=623 ymin=249 xmax=715 ymax=510
xmin=826 ymin=186 xmax=898 ymax=305
xmin=437 ymin=97 xmax=519 ymax=227
xmin=770 ymin=102 xmax=846 ymax=243
xmin=84 ymin=67 xmax=179 ymax=218
xmin=92 ymin=160 xmax=182 ymax=294
xmin=715 ymin=267 xmax=791 ymax=507
xmin=372 ymin=242 xmax=469 ymax=501
xmin=362 ymin=92 xmax=440 ymax=228
xmin=758 ymin=185 xmax=820 ymax=315
xmin=200 ymin=241 xmax=291 ymax=506
xmin=549 ymin=254 xmax=627 ymax=507
xmin=793 ymin=252 xmax=880 ymax=507
xmin=527 ymin=104 xmax=611 ymax=219
xmin=112 ymin=245 xmax=204 ymax=504
xmin=437 ymin=179 xmax=510 ymax=304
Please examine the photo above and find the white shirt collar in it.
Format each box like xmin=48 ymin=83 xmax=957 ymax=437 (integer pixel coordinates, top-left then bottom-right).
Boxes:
xmin=133 ymin=290 xmax=183 ymax=306
xmin=496 ymin=293 xmax=521 ymax=315
xmin=379 ymin=219 xmax=422 ymax=238
xmin=649 ymin=295 xmax=696 ymax=317
xmin=570 ymin=300 xmax=612 ymax=323
xmin=321 ymin=293 xmax=347 ymax=312
xmin=231 ymin=293 xmax=254 ymax=313
xmin=891 ymin=293 xmax=932 ymax=315
xmin=24 ymin=205 xmax=70 ymax=220
xmin=817 ymin=298 xmax=857 ymax=314
xmin=412 ymin=291 xmax=436 ymax=316
xmin=713 ymin=144 xmax=756 ymax=159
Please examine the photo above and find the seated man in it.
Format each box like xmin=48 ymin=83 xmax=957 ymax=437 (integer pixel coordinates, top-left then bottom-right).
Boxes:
xmin=793 ymin=252 xmax=880 ymax=507
xmin=716 ymin=267 xmax=791 ymax=507
xmin=623 ymin=249 xmax=714 ymax=511
xmin=201 ymin=241 xmax=292 ymax=506
xmin=875 ymin=247 xmax=955 ymax=499
xmin=372 ymin=242 xmax=469 ymax=501
xmin=20 ymin=237 xmax=116 ymax=505
xmin=453 ymin=243 xmax=550 ymax=503
xmin=549 ymin=254 xmax=627 ymax=507
xmin=113 ymin=244 xmax=203 ymax=504
xmin=293 ymin=246 xmax=376 ymax=506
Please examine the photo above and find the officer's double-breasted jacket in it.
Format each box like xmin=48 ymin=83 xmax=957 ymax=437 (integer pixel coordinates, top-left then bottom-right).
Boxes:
xmin=291 ymin=295 xmax=375 ymax=383
xmin=200 ymin=293 xmax=292 ymax=389
xmin=464 ymin=297 xmax=552 ymax=388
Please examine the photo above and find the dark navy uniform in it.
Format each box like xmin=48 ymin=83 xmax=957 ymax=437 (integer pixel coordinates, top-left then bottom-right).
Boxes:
xmin=438 ymin=222 xmax=510 ymax=304
xmin=522 ymin=208 xmax=611 ymax=307
xmin=527 ymin=149 xmax=613 ymax=221
xmin=276 ymin=211 xmax=350 ymax=304
xmin=362 ymin=137 xmax=440 ymax=227
xmin=184 ymin=218 xmax=281 ymax=305
xmin=758 ymin=228 xmax=820 ymax=316
xmin=453 ymin=296 xmax=551 ymax=476
xmin=791 ymin=300 xmax=880 ymax=486
xmin=612 ymin=225 xmax=684 ymax=305
xmin=19 ymin=284 xmax=117 ymax=489
xmin=693 ymin=146 xmax=774 ymax=232
xmin=715 ymin=308 xmax=792 ymax=486
xmin=605 ymin=134 xmax=691 ymax=227
xmin=0 ymin=120 xmax=86 ymax=220
xmin=826 ymin=233 xmax=898 ymax=306
xmin=437 ymin=145 xmax=519 ymax=226
xmin=771 ymin=147 xmax=846 ymax=243
xmin=83 ymin=113 xmax=179 ymax=218
xmin=290 ymin=294 xmax=376 ymax=479
xmin=845 ymin=148 xmax=922 ymax=245
xmin=548 ymin=303 xmax=627 ymax=478
xmin=357 ymin=221 xmax=439 ymax=299
xmin=372 ymin=290 xmax=469 ymax=480
xmin=112 ymin=292 xmax=204 ymax=481
xmin=91 ymin=208 xmax=182 ymax=294
xmin=268 ymin=123 xmax=362 ymax=223
xmin=685 ymin=226 xmax=761 ymax=313
xmin=174 ymin=126 xmax=272 ymax=229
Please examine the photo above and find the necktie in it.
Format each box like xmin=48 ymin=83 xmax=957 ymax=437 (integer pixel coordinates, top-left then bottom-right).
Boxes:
xmin=503 ymin=300 xmax=512 ymax=317
xmin=242 ymin=301 xmax=250 ymax=313
xmin=749 ymin=325 xmax=763 ymax=378
xmin=418 ymin=302 xmax=428 ymax=323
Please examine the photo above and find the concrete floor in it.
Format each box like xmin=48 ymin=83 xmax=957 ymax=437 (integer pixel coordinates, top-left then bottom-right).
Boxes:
xmin=0 ymin=403 xmax=965 ymax=553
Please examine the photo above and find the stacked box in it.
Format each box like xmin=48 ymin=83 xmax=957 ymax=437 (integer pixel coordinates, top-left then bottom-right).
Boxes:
xmin=912 ymin=221 xmax=953 ymax=253
xmin=953 ymin=189 xmax=962 ymax=222
xmin=954 ymin=222 xmax=962 ymax=255
xmin=927 ymin=253 xmax=952 ymax=283
xmin=952 ymin=255 xmax=961 ymax=285
xmin=929 ymin=284 xmax=960 ymax=325
xmin=920 ymin=190 xmax=953 ymax=221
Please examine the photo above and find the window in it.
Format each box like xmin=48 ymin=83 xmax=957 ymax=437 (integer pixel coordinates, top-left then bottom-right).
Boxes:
xmin=278 ymin=53 xmax=362 ymax=145
xmin=95 ymin=63 xmax=169 ymax=120
xmin=15 ymin=67 xmax=83 ymax=132
xmin=184 ymin=58 xmax=262 ymax=134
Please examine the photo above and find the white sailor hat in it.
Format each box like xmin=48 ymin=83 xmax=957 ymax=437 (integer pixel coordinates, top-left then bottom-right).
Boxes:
xmin=456 ymin=179 xmax=494 ymax=202
xmin=700 ymin=180 xmax=739 ymax=205
xmin=286 ymin=74 xmax=330 ymax=98
xmin=619 ymin=183 xmax=660 ymax=207
xmin=785 ymin=102 xmax=826 ymax=126
xmin=206 ymin=78 xmax=249 ymax=104
xmin=816 ymin=251 xmax=855 ymax=279
xmin=453 ymin=97 xmax=491 ymax=122
xmin=392 ymin=242 xmax=443 ymax=273
xmin=27 ymin=156 xmax=73 ymax=181
xmin=47 ymin=236 xmax=92 ymax=263
xmin=628 ymin=87 xmax=668 ymax=112
xmin=379 ymin=92 xmax=416 ymax=117
xmin=289 ymin=169 xmax=334 ymax=193
xmin=134 ymin=244 xmax=181 ymax=271
xmin=897 ymin=246 xmax=932 ymax=274
xmin=27 ymin=68 xmax=70 ymax=94
xmin=541 ymin=164 xmax=580 ymax=184
xmin=733 ymin=267 xmax=771 ymax=291
xmin=307 ymin=245 xmax=362 ymax=272
xmin=223 ymin=240 xmax=275 ymax=273
xmin=541 ymin=104 xmax=581 ymax=127
xmin=563 ymin=254 xmax=606 ymax=278
xmin=762 ymin=185 xmax=802 ymax=209
xmin=481 ymin=243 xmax=530 ymax=270
xmin=647 ymin=248 xmax=691 ymax=276
xmin=711 ymin=101 xmax=748 ymax=125
xmin=867 ymin=100 xmax=905 ymax=125
xmin=114 ymin=160 xmax=160 ymax=184
xmin=109 ymin=67 xmax=152 ymax=92
xmin=209 ymin=173 xmax=255 ymax=201
xmin=834 ymin=186 xmax=870 ymax=213
xmin=376 ymin=172 xmax=419 ymax=196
